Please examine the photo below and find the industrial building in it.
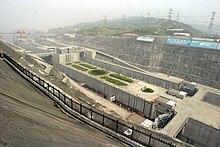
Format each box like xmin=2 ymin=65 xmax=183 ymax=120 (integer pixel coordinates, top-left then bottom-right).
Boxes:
xmin=53 ymin=47 xmax=80 ymax=64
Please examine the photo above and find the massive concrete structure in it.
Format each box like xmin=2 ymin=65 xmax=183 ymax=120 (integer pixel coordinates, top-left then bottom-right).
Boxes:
xmin=56 ymin=35 xmax=220 ymax=89
xmin=12 ymin=36 xmax=220 ymax=147
xmin=52 ymin=49 xmax=178 ymax=120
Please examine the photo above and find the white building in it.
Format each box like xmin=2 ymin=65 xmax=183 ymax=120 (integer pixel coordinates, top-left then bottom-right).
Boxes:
xmin=53 ymin=47 xmax=80 ymax=65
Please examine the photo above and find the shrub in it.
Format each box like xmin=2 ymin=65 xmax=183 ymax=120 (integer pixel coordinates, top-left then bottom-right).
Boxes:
xmin=88 ymin=69 xmax=108 ymax=76
xmin=142 ymin=88 xmax=154 ymax=93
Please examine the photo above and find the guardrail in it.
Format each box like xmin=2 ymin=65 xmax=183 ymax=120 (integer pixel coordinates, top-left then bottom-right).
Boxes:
xmin=1 ymin=53 xmax=177 ymax=147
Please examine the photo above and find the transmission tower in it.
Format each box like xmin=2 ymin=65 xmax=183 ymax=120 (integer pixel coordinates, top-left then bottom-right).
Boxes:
xmin=168 ymin=8 xmax=173 ymax=20
xmin=207 ymin=11 xmax=216 ymax=35
xmin=147 ymin=12 xmax=150 ymax=24
xmin=103 ymin=15 xmax=107 ymax=25
xmin=176 ymin=12 xmax=180 ymax=21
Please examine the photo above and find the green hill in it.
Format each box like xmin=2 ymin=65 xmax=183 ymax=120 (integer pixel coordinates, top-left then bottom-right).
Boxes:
xmin=49 ymin=16 xmax=202 ymax=36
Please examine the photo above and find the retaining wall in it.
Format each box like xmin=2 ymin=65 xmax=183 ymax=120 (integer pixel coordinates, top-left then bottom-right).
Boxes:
xmin=160 ymin=45 xmax=220 ymax=89
xmin=37 ymin=39 xmax=67 ymax=47
xmin=203 ymin=92 xmax=220 ymax=107
xmin=15 ymin=40 xmax=46 ymax=53
xmin=177 ymin=118 xmax=220 ymax=147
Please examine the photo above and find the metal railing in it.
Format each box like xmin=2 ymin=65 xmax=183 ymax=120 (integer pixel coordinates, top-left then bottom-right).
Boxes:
xmin=1 ymin=53 xmax=176 ymax=147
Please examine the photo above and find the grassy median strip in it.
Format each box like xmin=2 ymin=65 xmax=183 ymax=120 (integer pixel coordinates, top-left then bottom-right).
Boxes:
xmin=79 ymin=63 xmax=97 ymax=69
xmin=109 ymin=74 xmax=133 ymax=83
xmin=65 ymin=62 xmax=72 ymax=65
xmin=72 ymin=65 xmax=88 ymax=71
xmin=101 ymin=76 xmax=127 ymax=86
xmin=88 ymin=69 xmax=108 ymax=76
xmin=142 ymin=88 xmax=154 ymax=93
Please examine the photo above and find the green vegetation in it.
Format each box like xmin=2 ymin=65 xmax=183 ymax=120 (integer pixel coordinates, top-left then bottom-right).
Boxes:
xmin=72 ymin=65 xmax=88 ymax=71
xmin=74 ymin=61 xmax=81 ymax=64
xmin=50 ymin=16 xmax=203 ymax=37
xmin=79 ymin=25 xmax=175 ymax=36
xmin=101 ymin=76 xmax=127 ymax=86
xmin=109 ymin=74 xmax=133 ymax=83
xmin=75 ymin=17 xmax=201 ymax=36
xmin=79 ymin=63 xmax=97 ymax=69
xmin=88 ymin=69 xmax=108 ymax=76
xmin=65 ymin=62 xmax=72 ymax=65
xmin=142 ymin=88 xmax=154 ymax=93
xmin=80 ymin=26 xmax=126 ymax=36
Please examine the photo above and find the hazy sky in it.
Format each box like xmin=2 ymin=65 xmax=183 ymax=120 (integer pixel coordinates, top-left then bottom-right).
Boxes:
xmin=0 ymin=0 xmax=219 ymax=32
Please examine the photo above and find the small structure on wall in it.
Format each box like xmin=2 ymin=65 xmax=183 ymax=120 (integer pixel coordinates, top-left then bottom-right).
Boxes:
xmin=53 ymin=47 xmax=80 ymax=65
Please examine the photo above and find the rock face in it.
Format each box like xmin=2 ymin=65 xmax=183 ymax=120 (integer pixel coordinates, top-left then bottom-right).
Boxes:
xmin=62 ymin=35 xmax=220 ymax=89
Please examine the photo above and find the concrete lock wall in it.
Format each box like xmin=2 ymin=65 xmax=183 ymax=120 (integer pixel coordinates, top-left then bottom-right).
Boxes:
xmin=37 ymin=39 xmax=66 ymax=47
xmin=80 ymin=38 xmax=161 ymax=72
xmin=177 ymin=118 xmax=220 ymax=147
xmin=82 ymin=57 xmax=180 ymax=90
xmin=203 ymin=92 xmax=220 ymax=107
xmin=55 ymin=63 xmax=155 ymax=119
xmin=16 ymin=41 xmax=46 ymax=53
xmin=70 ymin=36 xmax=220 ymax=89
xmin=156 ymin=45 xmax=220 ymax=89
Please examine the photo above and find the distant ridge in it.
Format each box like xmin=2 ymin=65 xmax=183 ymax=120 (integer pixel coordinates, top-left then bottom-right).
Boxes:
xmin=49 ymin=16 xmax=202 ymax=36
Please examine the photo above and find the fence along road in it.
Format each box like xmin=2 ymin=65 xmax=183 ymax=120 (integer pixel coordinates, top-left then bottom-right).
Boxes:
xmin=1 ymin=52 xmax=185 ymax=147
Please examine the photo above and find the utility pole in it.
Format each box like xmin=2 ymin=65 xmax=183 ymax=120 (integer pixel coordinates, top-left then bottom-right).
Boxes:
xmin=122 ymin=14 xmax=126 ymax=24
xmin=176 ymin=12 xmax=180 ymax=21
xmin=207 ymin=11 xmax=216 ymax=35
xmin=147 ymin=12 xmax=150 ymax=24
xmin=168 ymin=8 xmax=173 ymax=20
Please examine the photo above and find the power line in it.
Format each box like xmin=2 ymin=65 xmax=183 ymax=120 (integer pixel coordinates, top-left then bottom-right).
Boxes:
xmin=181 ymin=12 xmax=219 ymax=34
xmin=180 ymin=15 xmax=210 ymax=18
xmin=180 ymin=15 xmax=211 ymax=25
